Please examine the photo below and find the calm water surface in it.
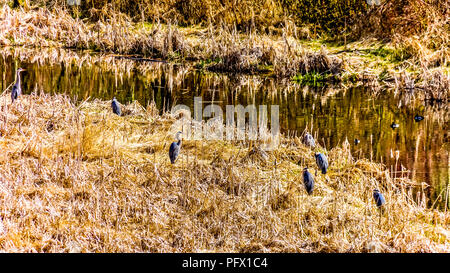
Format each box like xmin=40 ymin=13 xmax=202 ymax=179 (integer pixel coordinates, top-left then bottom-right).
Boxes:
xmin=1 ymin=52 xmax=448 ymax=210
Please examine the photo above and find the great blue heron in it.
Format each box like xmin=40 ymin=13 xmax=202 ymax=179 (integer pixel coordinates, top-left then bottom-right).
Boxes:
xmin=302 ymin=132 xmax=315 ymax=148
xmin=314 ymin=152 xmax=328 ymax=174
xmin=303 ymin=167 xmax=314 ymax=195
xmin=414 ymin=115 xmax=424 ymax=122
xmin=390 ymin=122 xmax=399 ymax=129
xmin=111 ymin=97 xmax=121 ymax=116
xmin=11 ymin=67 xmax=25 ymax=103
xmin=373 ymin=189 xmax=386 ymax=207
xmin=169 ymin=131 xmax=182 ymax=164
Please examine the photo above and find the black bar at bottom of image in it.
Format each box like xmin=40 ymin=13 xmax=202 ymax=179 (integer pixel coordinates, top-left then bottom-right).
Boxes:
xmin=0 ymin=253 xmax=447 ymax=272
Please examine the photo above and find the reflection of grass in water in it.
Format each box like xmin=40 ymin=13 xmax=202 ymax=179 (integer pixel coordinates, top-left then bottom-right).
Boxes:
xmin=0 ymin=92 xmax=448 ymax=252
xmin=293 ymin=71 xmax=358 ymax=87
xmin=1 ymin=4 xmax=447 ymax=96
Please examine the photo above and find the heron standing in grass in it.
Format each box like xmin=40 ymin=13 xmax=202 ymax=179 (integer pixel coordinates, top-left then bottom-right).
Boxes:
xmin=169 ymin=131 xmax=182 ymax=164
xmin=373 ymin=189 xmax=386 ymax=208
xmin=373 ymin=189 xmax=386 ymax=223
xmin=111 ymin=97 xmax=121 ymax=116
xmin=303 ymin=167 xmax=314 ymax=195
xmin=302 ymin=132 xmax=315 ymax=148
xmin=315 ymin=152 xmax=328 ymax=174
xmin=11 ymin=67 xmax=25 ymax=103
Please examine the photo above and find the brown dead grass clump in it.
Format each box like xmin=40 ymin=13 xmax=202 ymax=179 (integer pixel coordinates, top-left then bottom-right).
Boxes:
xmin=0 ymin=5 xmax=90 ymax=48
xmin=420 ymin=69 xmax=450 ymax=102
xmin=0 ymin=5 xmax=346 ymax=79
xmin=0 ymin=5 xmax=191 ymax=60
xmin=34 ymin=0 xmax=285 ymax=31
xmin=0 ymin=92 xmax=448 ymax=252
xmin=359 ymin=0 xmax=447 ymax=39
xmin=360 ymin=0 xmax=449 ymax=68
xmin=274 ymin=38 xmax=343 ymax=78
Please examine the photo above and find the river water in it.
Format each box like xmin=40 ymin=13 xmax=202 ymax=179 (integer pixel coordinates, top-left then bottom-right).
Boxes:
xmin=1 ymin=52 xmax=448 ymax=210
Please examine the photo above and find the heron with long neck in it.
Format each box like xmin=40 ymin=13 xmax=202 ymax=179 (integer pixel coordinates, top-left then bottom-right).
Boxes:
xmin=11 ymin=67 xmax=25 ymax=103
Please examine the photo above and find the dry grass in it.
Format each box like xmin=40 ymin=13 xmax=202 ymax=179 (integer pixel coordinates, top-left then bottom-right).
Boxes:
xmin=273 ymin=40 xmax=343 ymax=79
xmin=2 ymin=4 xmax=448 ymax=87
xmin=0 ymin=5 xmax=344 ymax=78
xmin=0 ymin=46 xmax=172 ymax=76
xmin=0 ymin=92 xmax=448 ymax=252
xmin=0 ymin=3 xmax=448 ymax=96
xmin=29 ymin=0 xmax=286 ymax=30
xmin=0 ymin=5 xmax=190 ymax=59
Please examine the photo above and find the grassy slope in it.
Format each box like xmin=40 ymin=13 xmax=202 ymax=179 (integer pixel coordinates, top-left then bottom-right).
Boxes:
xmin=0 ymin=4 xmax=448 ymax=252
xmin=0 ymin=93 xmax=448 ymax=252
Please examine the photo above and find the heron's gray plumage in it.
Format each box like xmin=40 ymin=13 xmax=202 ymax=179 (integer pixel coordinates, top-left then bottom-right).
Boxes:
xmin=169 ymin=131 xmax=182 ymax=164
xmin=11 ymin=68 xmax=24 ymax=103
xmin=315 ymin=153 xmax=328 ymax=174
xmin=112 ymin=97 xmax=121 ymax=116
xmin=373 ymin=189 xmax=386 ymax=207
xmin=303 ymin=167 xmax=314 ymax=195
xmin=11 ymin=84 xmax=19 ymax=102
xmin=302 ymin=133 xmax=315 ymax=148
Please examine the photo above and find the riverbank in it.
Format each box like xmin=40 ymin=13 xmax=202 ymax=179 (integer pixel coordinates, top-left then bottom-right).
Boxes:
xmin=0 ymin=92 xmax=448 ymax=252
xmin=1 ymin=5 xmax=448 ymax=101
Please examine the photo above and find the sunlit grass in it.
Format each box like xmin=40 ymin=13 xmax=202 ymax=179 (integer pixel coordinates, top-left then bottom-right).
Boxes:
xmin=0 ymin=92 xmax=448 ymax=252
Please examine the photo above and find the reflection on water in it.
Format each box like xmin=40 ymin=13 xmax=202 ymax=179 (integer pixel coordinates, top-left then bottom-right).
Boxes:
xmin=1 ymin=51 xmax=449 ymax=210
